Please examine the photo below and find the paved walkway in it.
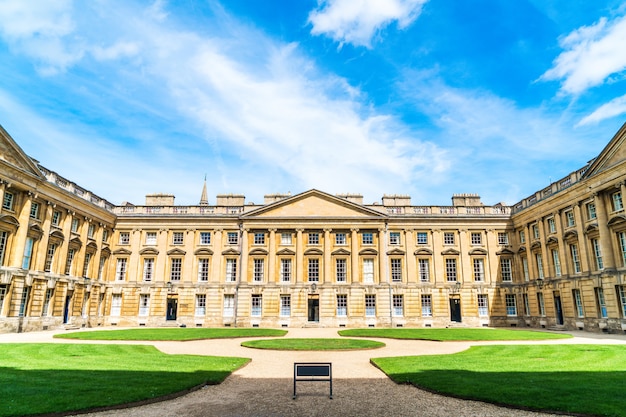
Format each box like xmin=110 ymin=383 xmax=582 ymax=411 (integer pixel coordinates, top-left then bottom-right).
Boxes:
xmin=1 ymin=328 xmax=625 ymax=416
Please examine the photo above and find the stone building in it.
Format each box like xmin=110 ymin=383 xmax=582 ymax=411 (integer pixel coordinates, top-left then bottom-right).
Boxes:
xmin=0 ymin=122 xmax=625 ymax=333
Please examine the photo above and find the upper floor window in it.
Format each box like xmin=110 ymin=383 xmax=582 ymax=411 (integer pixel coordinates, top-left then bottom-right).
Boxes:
xmin=389 ymin=232 xmax=401 ymax=245
xmin=71 ymin=218 xmax=80 ymax=233
xmin=547 ymin=217 xmax=556 ymax=233
xmin=281 ymin=232 xmax=292 ymax=245
xmin=102 ymin=229 xmax=109 ymax=243
xmin=443 ymin=232 xmax=455 ymax=245
xmin=308 ymin=233 xmax=319 ymax=245
xmin=445 ymin=258 xmax=457 ymax=281
xmin=227 ymin=232 xmax=238 ymax=245
xmin=119 ymin=232 xmax=130 ymax=245
xmin=390 ymin=258 xmax=402 ymax=282
xmin=500 ymin=258 xmax=512 ymax=282
xmin=497 ymin=232 xmax=509 ymax=245
xmin=519 ymin=230 xmax=526 ymax=244
xmin=172 ymin=232 xmax=184 ymax=245
xmin=254 ymin=232 xmax=265 ymax=245
xmin=586 ymin=202 xmax=597 ymax=220
xmin=115 ymin=258 xmax=127 ymax=280
xmin=335 ymin=233 xmax=346 ymax=245
xmin=170 ymin=258 xmax=182 ymax=281
xmin=145 ymin=232 xmax=157 ymax=245
xmin=473 ymin=258 xmax=484 ymax=281
xmin=592 ymin=238 xmax=603 ymax=270
xmin=416 ymin=232 xmax=428 ymax=245
xmin=470 ymin=232 xmax=482 ymax=245
xmin=30 ymin=202 xmax=40 ymax=219
xmin=612 ymin=191 xmax=623 ymax=211
xmin=88 ymin=224 xmax=95 ymax=238
xmin=51 ymin=210 xmax=61 ymax=226
xmin=565 ymin=210 xmax=575 ymax=227
xmin=335 ymin=258 xmax=347 ymax=282
xmin=280 ymin=259 xmax=292 ymax=282
xmin=362 ymin=232 xmax=373 ymax=245
xmin=532 ymin=224 xmax=539 ymax=239
xmin=2 ymin=191 xmax=13 ymax=210
xmin=199 ymin=232 xmax=211 ymax=245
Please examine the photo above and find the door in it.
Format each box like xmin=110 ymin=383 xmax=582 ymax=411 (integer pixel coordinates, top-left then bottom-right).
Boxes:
xmin=449 ymin=297 xmax=461 ymax=322
xmin=63 ymin=292 xmax=73 ymax=324
xmin=554 ymin=295 xmax=563 ymax=325
xmin=166 ymin=297 xmax=178 ymax=321
xmin=308 ymin=296 xmax=319 ymax=322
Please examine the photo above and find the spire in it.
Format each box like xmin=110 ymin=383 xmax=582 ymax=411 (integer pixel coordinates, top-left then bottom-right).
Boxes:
xmin=199 ymin=175 xmax=208 ymax=205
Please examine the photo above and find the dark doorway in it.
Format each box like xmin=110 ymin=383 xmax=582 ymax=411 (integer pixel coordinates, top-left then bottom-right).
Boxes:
xmin=554 ymin=294 xmax=563 ymax=325
xmin=63 ymin=292 xmax=73 ymax=324
xmin=449 ymin=297 xmax=461 ymax=322
xmin=308 ymin=296 xmax=319 ymax=322
xmin=166 ymin=297 xmax=178 ymax=321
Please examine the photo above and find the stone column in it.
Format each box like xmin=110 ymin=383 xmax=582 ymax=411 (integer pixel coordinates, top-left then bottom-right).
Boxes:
xmin=350 ymin=228 xmax=359 ymax=284
xmin=594 ymin=193 xmax=616 ymax=270
xmin=296 ymin=229 xmax=304 ymax=283
xmin=10 ymin=193 xmax=33 ymax=268
xmin=268 ymin=229 xmax=276 ymax=283
xmin=323 ymin=229 xmax=331 ymax=284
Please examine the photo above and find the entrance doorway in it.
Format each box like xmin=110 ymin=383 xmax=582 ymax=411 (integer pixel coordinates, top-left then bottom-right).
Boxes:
xmin=449 ymin=297 xmax=461 ymax=322
xmin=554 ymin=294 xmax=563 ymax=325
xmin=63 ymin=291 xmax=73 ymax=324
xmin=166 ymin=297 xmax=178 ymax=321
xmin=308 ymin=295 xmax=319 ymax=322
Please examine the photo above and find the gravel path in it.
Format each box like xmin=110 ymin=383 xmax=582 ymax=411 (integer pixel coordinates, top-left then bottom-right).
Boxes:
xmin=2 ymin=328 xmax=625 ymax=416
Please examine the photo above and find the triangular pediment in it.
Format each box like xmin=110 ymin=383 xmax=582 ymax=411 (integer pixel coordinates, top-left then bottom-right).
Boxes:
xmin=0 ymin=125 xmax=46 ymax=180
xmin=242 ymin=189 xmax=386 ymax=219
xmin=582 ymin=122 xmax=626 ymax=179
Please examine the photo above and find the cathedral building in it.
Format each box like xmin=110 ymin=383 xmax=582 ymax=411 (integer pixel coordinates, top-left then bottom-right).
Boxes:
xmin=0 ymin=122 xmax=625 ymax=333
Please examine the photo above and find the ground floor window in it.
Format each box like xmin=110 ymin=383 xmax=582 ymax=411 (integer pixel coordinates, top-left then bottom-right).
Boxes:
xmin=537 ymin=292 xmax=545 ymax=316
xmin=572 ymin=289 xmax=584 ymax=318
xmin=392 ymin=294 xmax=403 ymax=317
xmin=42 ymin=289 xmax=54 ymax=316
xmin=195 ymin=294 xmax=206 ymax=316
xmin=362 ymin=259 xmax=374 ymax=283
xmin=505 ymin=294 xmax=517 ymax=316
xmin=111 ymin=294 xmax=122 ymax=316
xmin=365 ymin=295 xmax=376 ymax=317
xmin=19 ymin=287 xmax=31 ymax=317
xmin=523 ymin=293 xmax=530 ymax=316
xmin=477 ymin=294 xmax=488 ymax=317
xmin=337 ymin=294 xmax=347 ymax=317
xmin=223 ymin=294 xmax=235 ymax=317
xmin=280 ymin=295 xmax=291 ymax=317
xmin=421 ymin=294 xmax=432 ymax=317
xmin=595 ymin=287 xmax=608 ymax=318
xmin=0 ymin=285 xmax=8 ymax=315
xmin=139 ymin=294 xmax=150 ymax=316
xmin=618 ymin=286 xmax=626 ymax=317
xmin=251 ymin=295 xmax=262 ymax=317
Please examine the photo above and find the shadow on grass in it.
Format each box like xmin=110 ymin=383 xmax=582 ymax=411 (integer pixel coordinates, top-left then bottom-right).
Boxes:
xmin=384 ymin=369 xmax=626 ymax=417
xmin=0 ymin=367 xmax=232 ymax=417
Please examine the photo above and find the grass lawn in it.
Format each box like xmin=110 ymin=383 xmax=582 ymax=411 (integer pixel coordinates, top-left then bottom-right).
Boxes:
xmin=241 ymin=338 xmax=385 ymax=350
xmin=54 ymin=327 xmax=287 ymax=341
xmin=338 ymin=328 xmax=572 ymax=341
xmin=0 ymin=343 xmax=249 ymax=417
xmin=372 ymin=344 xmax=626 ymax=417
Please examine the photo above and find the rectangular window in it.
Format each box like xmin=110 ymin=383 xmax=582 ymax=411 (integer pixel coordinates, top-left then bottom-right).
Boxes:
xmin=500 ymin=258 xmax=512 ymax=282
xmin=505 ymin=294 xmax=517 ymax=316
xmin=532 ymin=224 xmax=539 ymax=239
xmin=251 ymin=294 xmax=262 ymax=317
xmin=143 ymin=258 xmax=154 ymax=281
xmin=102 ymin=230 xmax=109 ymax=242
xmin=335 ymin=233 xmax=346 ymax=245
xmin=172 ymin=232 xmax=184 ymax=245
xmin=119 ymin=232 xmax=130 ymax=245
xmin=445 ymin=258 xmax=457 ymax=281
xmin=280 ymin=259 xmax=292 ymax=282
xmin=565 ymin=210 xmax=575 ymax=227
xmin=573 ymin=289 xmax=584 ymax=318
xmin=198 ymin=258 xmax=210 ymax=281
xmin=115 ymin=258 xmax=127 ymax=281
xmin=337 ymin=294 xmax=347 ymax=317
xmin=307 ymin=258 xmax=319 ymax=282
xmin=362 ymin=232 xmax=373 ymax=245
xmin=199 ymin=232 xmax=211 ymax=245
xmin=145 ymin=232 xmax=157 ymax=245
xmin=18 ymin=287 xmax=30 ymax=317
xmin=44 ymin=243 xmax=57 ymax=272
xmin=308 ymin=233 xmax=319 ymax=245
xmin=497 ymin=232 xmax=509 ymax=245
xmin=547 ymin=218 xmax=556 ymax=233
xmin=421 ymin=294 xmax=432 ymax=317
xmin=362 ymin=259 xmax=374 ymax=283
xmin=50 ymin=211 xmax=61 ymax=227
xmin=537 ymin=292 xmax=545 ymax=316
xmin=22 ymin=237 xmax=34 ymax=270
xmin=227 ymin=232 xmax=238 ymax=245
xmin=390 ymin=258 xmax=402 ymax=282
xmin=87 ymin=224 xmax=95 ymax=239
xmin=30 ymin=202 xmax=39 ymax=219
xmin=280 ymin=295 xmax=291 ymax=317
xmin=195 ymin=294 xmax=206 ymax=316
xmin=139 ymin=294 xmax=150 ymax=316
xmin=587 ymin=202 xmax=597 ymax=220
xmin=536 ymin=254 xmax=544 ymax=279
xmin=473 ymin=258 xmax=484 ymax=281
xmin=471 ymin=232 xmax=482 ymax=245
xmin=170 ymin=258 xmax=182 ymax=281
xmin=254 ymin=233 xmax=265 ymax=245
xmin=365 ymin=295 xmax=376 ymax=317
xmin=223 ymin=294 xmax=235 ymax=317
xmin=443 ymin=232 xmax=455 ymax=245
xmin=43 ymin=288 xmax=54 ymax=316
xmin=0 ymin=285 xmax=7 ymax=314
xmin=83 ymin=252 xmax=92 ymax=277
xmin=98 ymin=256 xmax=106 ymax=281
xmin=519 ymin=230 xmax=526 ymax=244
xmin=110 ymin=294 xmax=122 ymax=317
xmin=71 ymin=218 xmax=79 ymax=233
xmin=281 ymin=233 xmax=292 ymax=245
xmin=2 ymin=192 xmax=13 ymax=210
xmin=619 ymin=286 xmax=626 ymax=317
xmin=65 ymin=248 xmax=75 ymax=275
xmin=477 ymin=294 xmax=488 ymax=317
xmin=392 ymin=294 xmax=403 ymax=317
xmin=592 ymin=238 xmax=603 ymax=270
xmin=570 ymin=244 xmax=581 ymax=273
xmin=389 ymin=232 xmax=400 ymax=245
xmin=552 ymin=249 xmax=561 ymax=277
xmin=619 ymin=231 xmax=626 ymax=267
xmin=522 ymin=257 xmax=529 ymax=281
xmin=253 ymin=258 xmax=264 ymax=282
xmin=418 ymin=259 xmax=430 ymax=282
xmin=522 ymin=293 xmax=530 ymax=315
xmin=225 ymin=259 xmax=237 ymax=282
xmin=335 ymin=259 xmax=347 ymax=282
xmin=612 ymin=192 xmax=623 ymax=211
xmin=0 ymin=231 xmax=6 ymax=266
xmin=596 ymin=287 xmax=608 ymax=318
xmin=417 ymin=232 xmax=428 ymax=245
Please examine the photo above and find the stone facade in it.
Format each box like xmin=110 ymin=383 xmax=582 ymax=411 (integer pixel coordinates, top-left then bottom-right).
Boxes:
xmin=1 ymin=122 xmax=625 ymax=333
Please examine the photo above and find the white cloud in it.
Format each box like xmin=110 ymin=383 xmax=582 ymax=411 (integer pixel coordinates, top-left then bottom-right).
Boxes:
xmin=578 ymin=94 xmax=626 ymax=126
xmin=541 ymin=13 xmax=626 ymax=94
xmin=308 ymin=0 xmax=427 ymax=48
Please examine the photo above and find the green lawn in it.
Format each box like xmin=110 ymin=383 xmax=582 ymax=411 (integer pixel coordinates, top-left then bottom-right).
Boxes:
xmin=54 ymin=327 xmax=287 ymax=341
xmin=241 ymin=338 xmax=385 ymax=350
xmin=372 ymin=345 xmax=626 ymax=417
xmin=339 ymin=328 xmax=572 ymax=341
xmin=0 ymin=343 xmax=249 ymax=417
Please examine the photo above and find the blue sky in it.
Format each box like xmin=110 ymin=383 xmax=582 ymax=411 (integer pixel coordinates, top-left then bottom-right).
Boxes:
xmin=1 ymin=0 xmax=625 ymax=207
